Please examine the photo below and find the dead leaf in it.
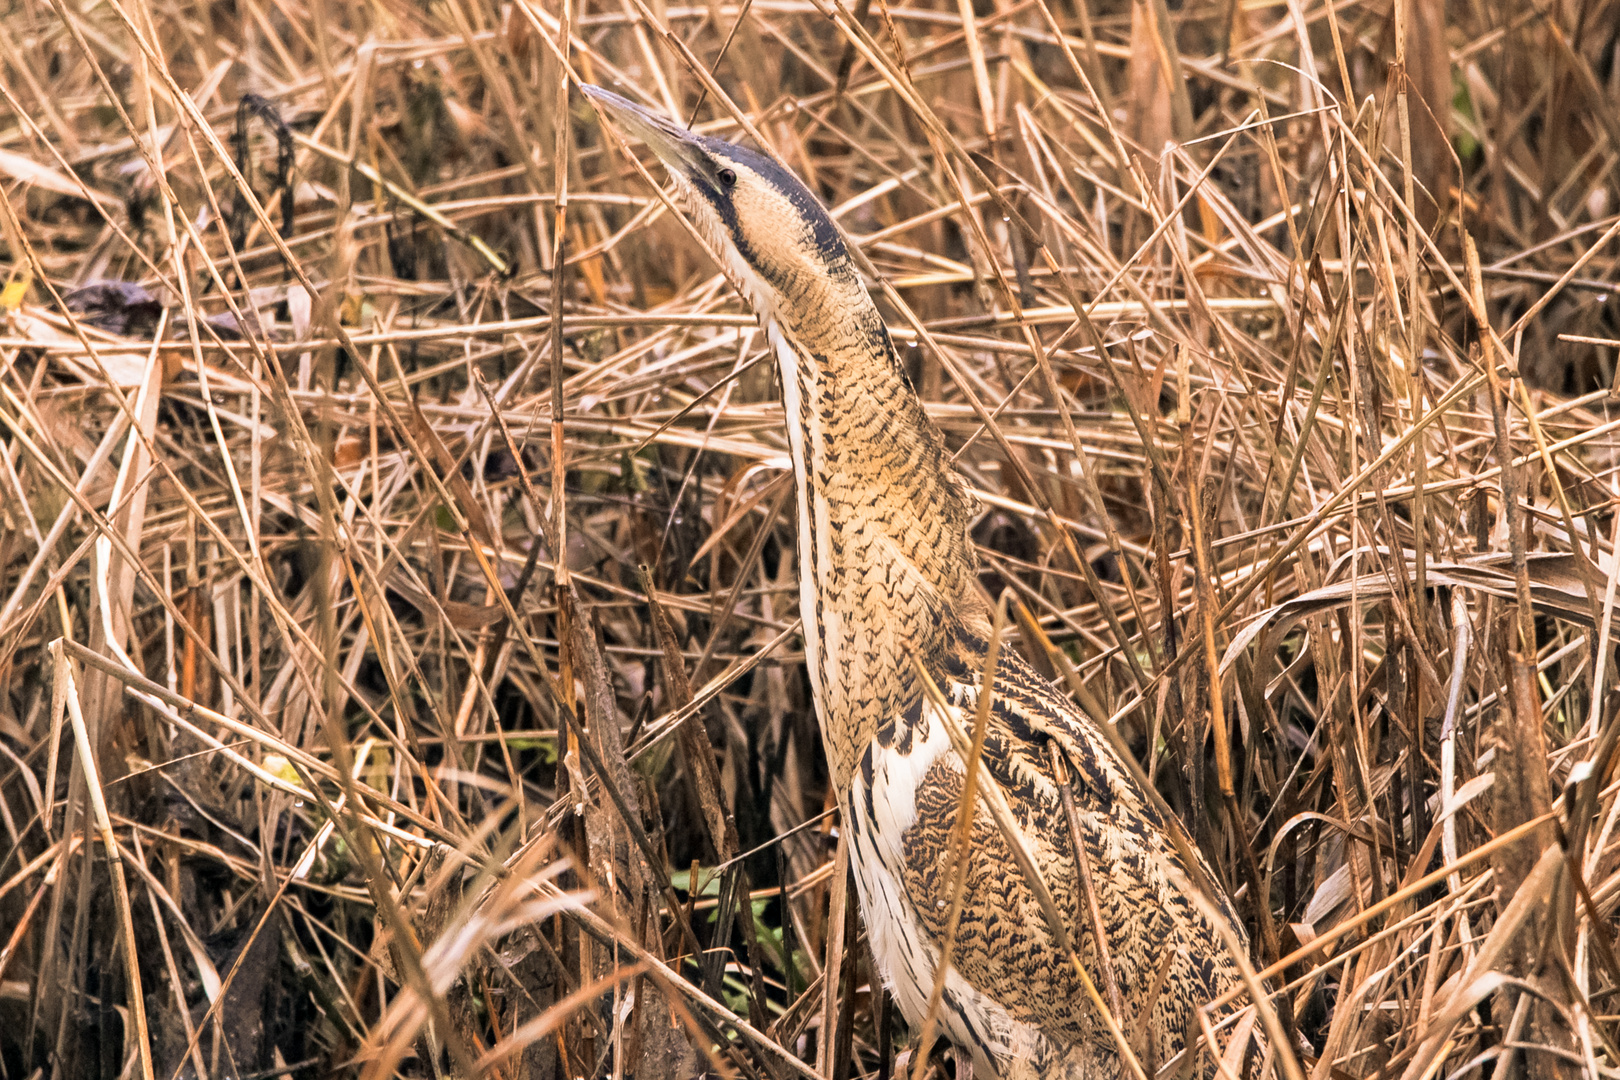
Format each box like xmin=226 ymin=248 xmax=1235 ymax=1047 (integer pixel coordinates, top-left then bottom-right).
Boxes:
xmin=0 ymin=148 xmax=117 ymax=205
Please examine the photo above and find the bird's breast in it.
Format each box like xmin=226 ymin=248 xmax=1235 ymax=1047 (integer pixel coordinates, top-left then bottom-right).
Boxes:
xmin=846 ymin=705 xmax=1043 ymax=1077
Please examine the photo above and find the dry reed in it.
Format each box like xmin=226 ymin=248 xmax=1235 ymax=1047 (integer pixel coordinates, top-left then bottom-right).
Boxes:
xmin=3 ymin=0 xmax=1620 ymax=1077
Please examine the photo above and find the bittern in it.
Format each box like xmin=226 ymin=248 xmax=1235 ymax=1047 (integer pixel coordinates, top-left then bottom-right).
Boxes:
xmin=584 ymin=85 xmax=1258 ymax=1079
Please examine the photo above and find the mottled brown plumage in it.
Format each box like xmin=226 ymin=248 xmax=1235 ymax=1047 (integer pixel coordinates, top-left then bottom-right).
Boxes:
xmin=585 ymin=85 xmax=1260 ymax=1079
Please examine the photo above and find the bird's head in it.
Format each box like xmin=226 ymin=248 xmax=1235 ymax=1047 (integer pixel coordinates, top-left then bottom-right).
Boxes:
xmin=583 ymin=85 xmax=858 ymax=330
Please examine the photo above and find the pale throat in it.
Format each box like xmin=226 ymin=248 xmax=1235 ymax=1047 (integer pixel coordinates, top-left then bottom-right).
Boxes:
xmin=754 ymin=272 xmax=981 ymax=786
xmin=763 ymin=281 xmax=955 ymax=585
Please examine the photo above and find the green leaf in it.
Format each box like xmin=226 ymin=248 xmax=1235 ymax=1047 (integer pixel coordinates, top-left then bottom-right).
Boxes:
xmin=670 ymin=865 xmax=722 ymax=897
xmin=504 ymin=736 xmax=558 ymax=764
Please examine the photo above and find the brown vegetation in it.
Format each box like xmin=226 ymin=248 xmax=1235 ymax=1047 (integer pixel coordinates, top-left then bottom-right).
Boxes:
xmin=2 ymin=0 xmax=1620 ymax=1076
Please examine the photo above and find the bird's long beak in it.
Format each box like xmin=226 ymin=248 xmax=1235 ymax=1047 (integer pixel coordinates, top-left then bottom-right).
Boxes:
xmin=581 ymin=85 xmax=705 ymax=179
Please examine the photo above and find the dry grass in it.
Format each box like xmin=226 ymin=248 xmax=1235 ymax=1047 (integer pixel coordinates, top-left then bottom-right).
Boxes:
xmin=3 ymin=0 xmax=1620 ymax=1076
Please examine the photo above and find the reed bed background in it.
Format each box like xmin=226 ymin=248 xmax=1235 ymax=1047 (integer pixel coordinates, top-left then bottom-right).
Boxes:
xmin=3 ymin=0 xmax=1620 ymax=1076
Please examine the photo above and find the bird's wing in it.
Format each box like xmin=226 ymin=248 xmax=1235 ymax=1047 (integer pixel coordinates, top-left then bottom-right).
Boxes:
xmin=874 ymin=613 xmax=1254 ymax=1073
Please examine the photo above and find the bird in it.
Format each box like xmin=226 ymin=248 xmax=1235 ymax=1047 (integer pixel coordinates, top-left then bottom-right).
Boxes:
xmin=583 ymin=84 xmax=1261 ymax=1080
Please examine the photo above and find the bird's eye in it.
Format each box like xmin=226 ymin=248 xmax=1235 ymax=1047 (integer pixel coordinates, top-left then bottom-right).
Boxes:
xmin=717 ymin=167 xmax=737 ymax=188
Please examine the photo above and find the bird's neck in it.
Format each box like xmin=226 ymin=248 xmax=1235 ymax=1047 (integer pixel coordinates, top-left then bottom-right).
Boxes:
xmin=764 ymin=276 xmax=984 ymax=787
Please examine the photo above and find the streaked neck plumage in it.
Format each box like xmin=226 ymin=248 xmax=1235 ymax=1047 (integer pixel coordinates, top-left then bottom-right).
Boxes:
xmin=740 ymin=242 xmax=984 ymax=787
xmin=580 ymin=85 xmax=982 ymax=786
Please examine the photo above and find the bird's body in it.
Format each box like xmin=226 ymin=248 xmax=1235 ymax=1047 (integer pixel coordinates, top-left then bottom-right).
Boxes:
xmin=584 ymin=86 xmax=1258 ymax=1079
